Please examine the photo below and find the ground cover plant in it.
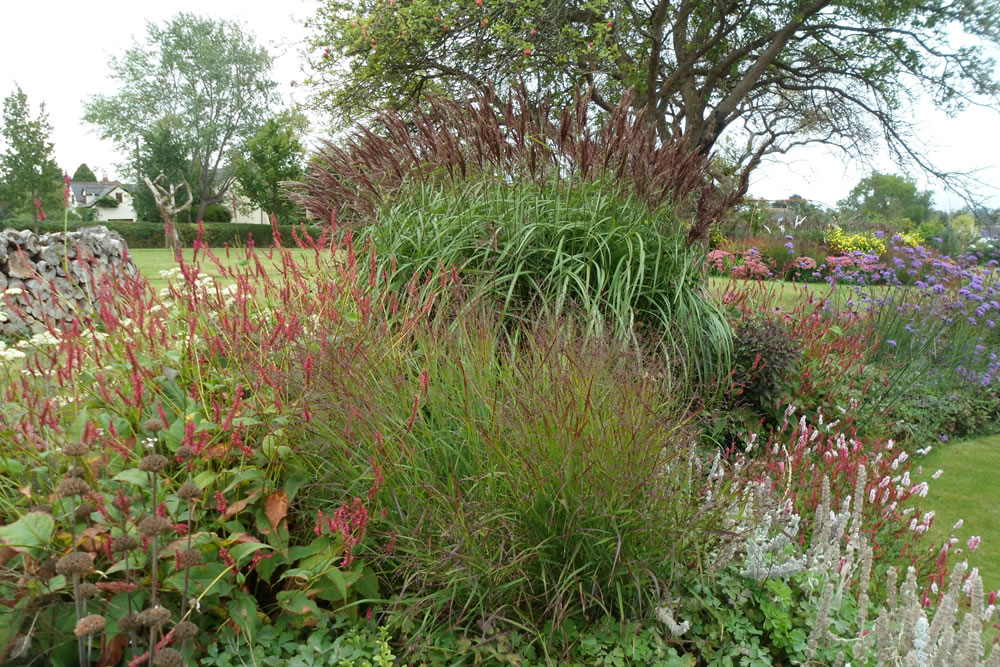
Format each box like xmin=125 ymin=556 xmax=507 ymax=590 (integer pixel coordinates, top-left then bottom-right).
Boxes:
xmin=0 ymin=227 xmax=433 ymax=664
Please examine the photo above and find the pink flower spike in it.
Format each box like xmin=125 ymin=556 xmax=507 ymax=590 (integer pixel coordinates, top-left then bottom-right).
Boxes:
xmin=969 ymin=536 xmax=982 ymax=552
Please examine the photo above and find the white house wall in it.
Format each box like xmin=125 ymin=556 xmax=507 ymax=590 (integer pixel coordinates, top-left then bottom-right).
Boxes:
xmin=93 ymin=190 xmax=137 ymax=223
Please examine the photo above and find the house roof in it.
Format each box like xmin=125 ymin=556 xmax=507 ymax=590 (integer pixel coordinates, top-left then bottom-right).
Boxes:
xmin=70 ymin=181 xmax=136 ymax=208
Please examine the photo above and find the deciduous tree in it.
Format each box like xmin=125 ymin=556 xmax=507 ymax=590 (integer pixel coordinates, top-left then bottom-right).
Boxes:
xmin=306 ymin=0 xmax=1000 ymax=195
xmin=84 ymin=13 xmax=279 ymax=221
xmin=234 ymin=111 xmax=307 ymax=223
xmin=838 ymin=172 xmax=933 ymax=227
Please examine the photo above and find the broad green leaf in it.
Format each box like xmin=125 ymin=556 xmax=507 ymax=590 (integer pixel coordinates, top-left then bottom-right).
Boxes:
xmin=113 ymin=469 xmax=149 ymax=487
xmin=276 ymin=590 xmax=323 ymax=618
xmin=228 ymin=540 xmax=271 ymax=565
xmin=0 ymin=512 xmax=54 ymax=558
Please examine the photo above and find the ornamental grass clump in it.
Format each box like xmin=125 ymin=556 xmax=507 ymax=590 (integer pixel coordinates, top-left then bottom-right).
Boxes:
xmin=297 ymin=85 xmax=737 ymax=243
xmin=367 ymin=179 xmax=732 ymax=382
xmin=297 ymin=86 xmax=740 ymax=384
xmin=296 ymin=305 xmax=751 ymax=654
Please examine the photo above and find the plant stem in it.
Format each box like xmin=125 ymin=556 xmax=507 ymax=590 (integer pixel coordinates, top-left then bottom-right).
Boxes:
xmin=73 ymin=573 xmax=85 ymax=666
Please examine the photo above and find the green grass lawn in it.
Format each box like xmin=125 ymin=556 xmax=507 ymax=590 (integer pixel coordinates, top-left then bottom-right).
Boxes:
xmin=129 ymin=248 xmax=316 ymax=292
xmin=131 ymin=250 xmax=852 ymax=311
xmin=706 ymin=275 xmax=870 ymax=311
xmin=916 ymin=434 xmax=1000 ymax=592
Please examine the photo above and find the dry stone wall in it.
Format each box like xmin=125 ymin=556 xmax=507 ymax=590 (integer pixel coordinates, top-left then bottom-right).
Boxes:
xmin=0 ymin=226 xmax=138 ymax=336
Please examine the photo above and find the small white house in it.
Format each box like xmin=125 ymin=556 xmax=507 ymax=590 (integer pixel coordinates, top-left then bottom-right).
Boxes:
xmin=69 ymin=180 xmax=138 ymax=222
xmin=70 ymin=179 xmax=271 ymax=224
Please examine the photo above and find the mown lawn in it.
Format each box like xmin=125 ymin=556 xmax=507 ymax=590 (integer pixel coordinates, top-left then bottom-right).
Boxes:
xmin=131 ymin=249 xmax=857 ymax=311
xmin=129 ymin=248 xmax=317 ymax=292
xmin=915 ymin=434 xmax=1000 ymax=592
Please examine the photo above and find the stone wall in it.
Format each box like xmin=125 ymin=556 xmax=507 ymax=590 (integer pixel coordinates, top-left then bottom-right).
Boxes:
xmin=0 ymin=226 xmax=138 ymax=336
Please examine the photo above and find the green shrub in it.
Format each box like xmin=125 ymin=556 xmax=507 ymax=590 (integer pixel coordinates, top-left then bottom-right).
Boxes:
xmin=731 ymin=316 xmax=800 ymax=422
xmin=366 ymin=179 xmax=732 ymax=381
xmin=201 ymin=203 xmax=233 ymax=223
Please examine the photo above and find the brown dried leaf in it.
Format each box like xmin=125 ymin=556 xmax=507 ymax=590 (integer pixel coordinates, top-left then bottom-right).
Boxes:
xmin=223 ymin=488 xmax=262 ymax=518
xmin=265 ymin=491 xmax=289 ymax=534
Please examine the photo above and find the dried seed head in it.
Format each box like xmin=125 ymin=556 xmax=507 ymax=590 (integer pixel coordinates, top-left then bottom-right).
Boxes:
xmin=174 ymin=445 xmax=194 ymax=461
xmin=37 ymin=558 xmax=57 ymax=579
xmin=143 ymin=417 xmax=167 ymax=432
xmin=171 ymin=621 xmax=198 ymax=641
xmin=68 ymin=465 xmax=87 ymax=478
xmin=75 ymin=503 xmax=96 ymax=519
xmin=137 ymin=605 xmax=171 ymax=628
xmin=138 ymin=454 xmax=169 ymax=474
xmin=74 ymin=614 xmax=105 ymax=637
xmin=139 ymin=515 xmax=172 ymax=537
xmin=118 ymin=612 xmax=140 ymax=632
xmin=78 ymin=583 xmax=100 ymax=599
xmin=176 ymin=483 xmax=202 ymax=502
xmin=152 ymin=648 xmax=182 ymax=666
xmin=56 ymin=477 xmax=91 ymax=497
xmin=63 ymin=442 xmax=89 ymax=457
xmin=178 ymin=548 xmax=202 ymax=568
xmin=55 ymin=552 xmax=93 ymax=576
xmin=112 ymin=534 xmax=139 ymax=553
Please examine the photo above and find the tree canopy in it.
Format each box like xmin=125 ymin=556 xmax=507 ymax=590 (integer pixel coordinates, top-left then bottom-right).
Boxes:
xmin=234 ymin=111 xmax=307 ymax=223
xmin=84 ymin=13 xmax=279 ymax=221
xmin=71 ymin=163 xmax=97 ymax=182
xmin=306 ymin=0 xmax=1000 ymax=195
xmin=0 ymin=86 xmax=63 ymax=224
xmin=838 ymin=172 xmax=934 ymax=227
xmin=132 ymin=120 xmax=198 ymax=222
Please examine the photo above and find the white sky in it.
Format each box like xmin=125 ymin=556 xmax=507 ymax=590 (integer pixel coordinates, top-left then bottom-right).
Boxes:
xmin=1 ymin=1 xmax=999 ymax=211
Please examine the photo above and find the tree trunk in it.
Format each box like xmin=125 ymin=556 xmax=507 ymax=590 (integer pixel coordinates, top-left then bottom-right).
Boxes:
xmin=164 ymin=222 xmax=182 ymax=261
xmin=31 ymin=189 xmax=39 ymax=235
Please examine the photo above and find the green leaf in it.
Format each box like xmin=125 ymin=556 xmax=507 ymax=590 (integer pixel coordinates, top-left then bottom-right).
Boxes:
xmin=164 ymin=417 xmax=186 ymax=449
xmin=284 ymin=474 xmax=308 ymax=503
xmin=228 ymin=541 xmax=271 ymax=565
xmin=113 ymin=469 xmax=149 ymax=487
xmin=67 ymin=408 xmax=89 ymax=442
xmin=0 ymin=512 xmax=55 ymax=558
xmin=324 ymin=568 xmax=348 ymax=602
xmin=276 ymin=590 xmax=324 ymax=618
xmin=193 ymin=471 xmax=217 ymax=489
xmin=226 ymin=593 xmax=259 ymax=637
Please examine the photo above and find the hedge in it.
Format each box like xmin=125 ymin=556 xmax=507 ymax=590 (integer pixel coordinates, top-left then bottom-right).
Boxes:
xmin=0 ymin=220 xmax=325 ymax=249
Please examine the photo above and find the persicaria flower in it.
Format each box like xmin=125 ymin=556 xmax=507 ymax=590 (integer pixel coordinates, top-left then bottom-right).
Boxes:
xmin=95 ymin=581 xmax=137 ymax=593
xmin=969 ymin=536 xmax=982 ymax=552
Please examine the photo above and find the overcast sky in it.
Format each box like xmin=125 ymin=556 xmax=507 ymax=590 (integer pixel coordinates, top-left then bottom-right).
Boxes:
xmin=2 ymin=1 xmax=999 ymax=211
